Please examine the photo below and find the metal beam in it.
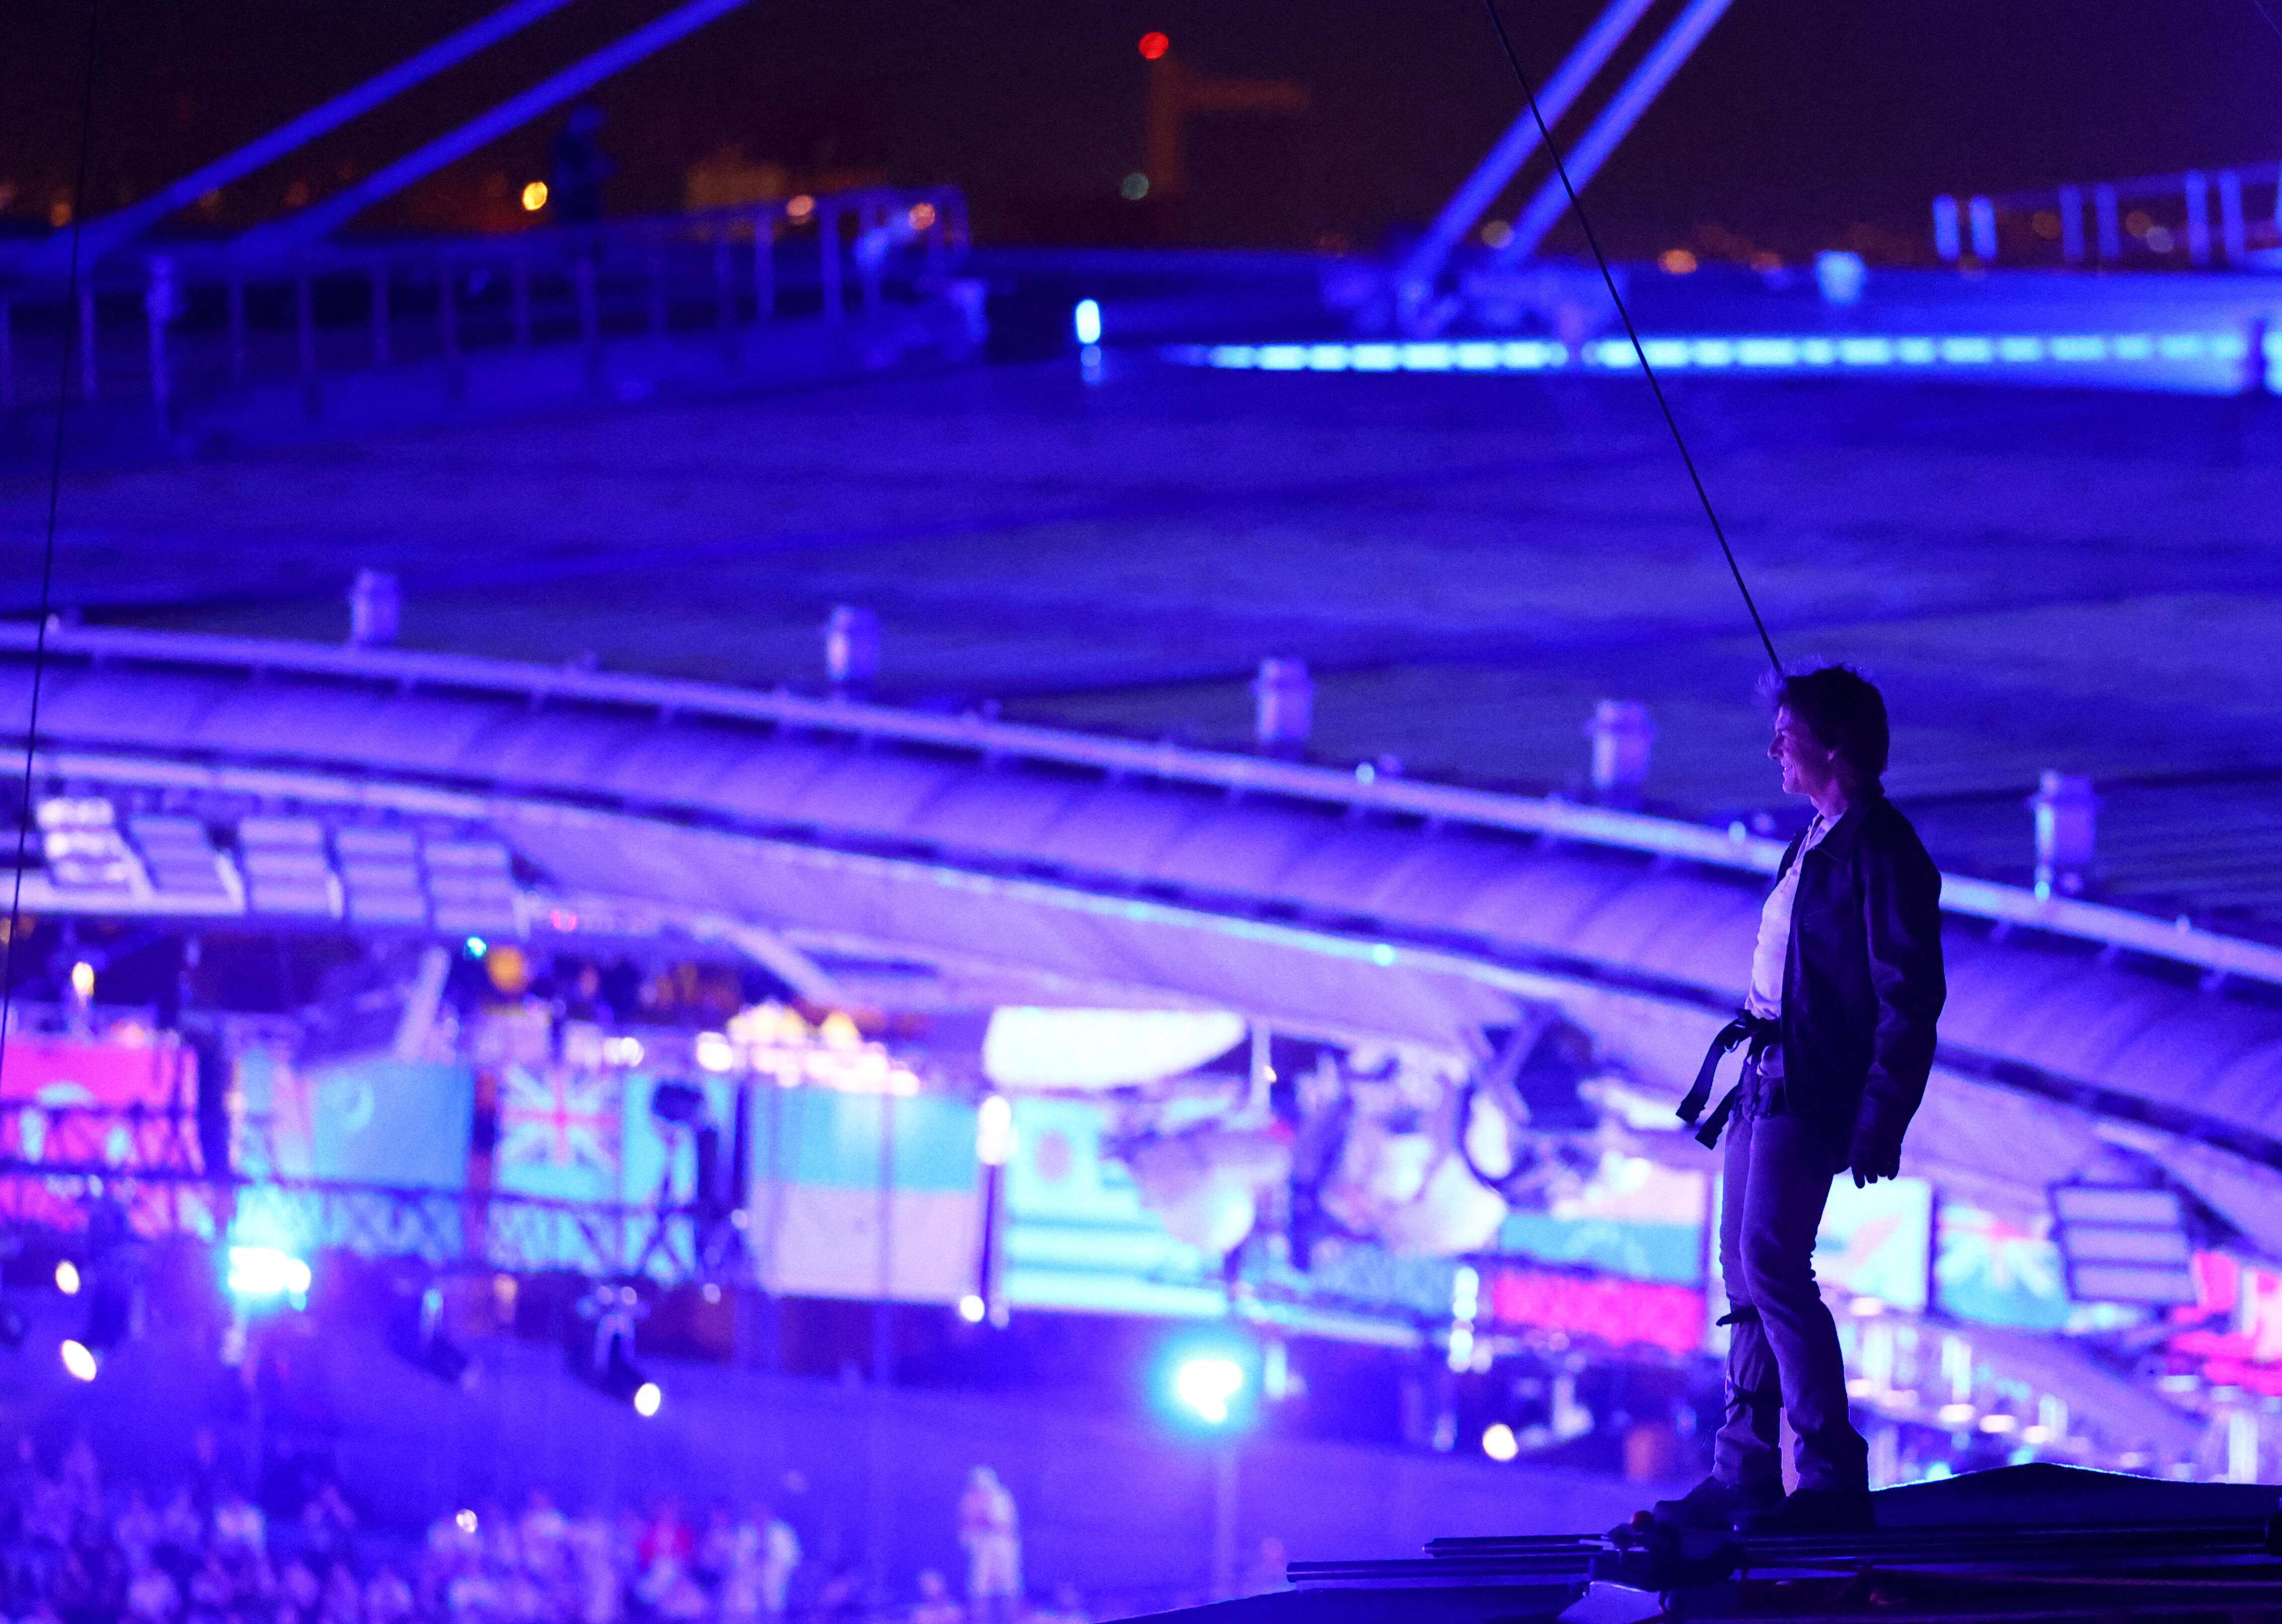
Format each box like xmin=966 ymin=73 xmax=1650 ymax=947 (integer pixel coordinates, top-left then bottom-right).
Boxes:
xmin=234 ymin=0 xmax=750 ymax=258
xmin=1492 ymin=0 xmax=1734 ymax=267
xmin=21 ymin=0 xmax=585 ymax=273
xmin=1393 ymin=0 xmax=1659 ymax=314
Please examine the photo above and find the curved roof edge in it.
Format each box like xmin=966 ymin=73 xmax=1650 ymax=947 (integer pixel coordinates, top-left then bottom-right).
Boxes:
xmin=2 ymin=623 xmax=2274 ymax=990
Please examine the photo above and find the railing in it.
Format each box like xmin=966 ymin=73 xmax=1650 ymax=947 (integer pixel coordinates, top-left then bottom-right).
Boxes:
xmin=1932 ymin=161 xmax=2282 ymax=268
xmin=0 ymin=188 xmax=968 ymax=429
xmin=3 ymin=623 xmax=2280 ymax=990
xmin=0 ymin=1156 xmax=714 ymax=1282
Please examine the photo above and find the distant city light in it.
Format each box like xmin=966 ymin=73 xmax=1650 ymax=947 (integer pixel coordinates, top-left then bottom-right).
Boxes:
xmin=1072 ymin=299 xmax=1103 ymax=347
xmin=1138 ymin=31 xmax=1170 ymax=59
xmin=602 ymin=1036 xmax=645 ymax=1066
xmin=694 ymin=1031 xmax=737 ymax=1072
xmin=1937 ymin=1401 xmax=1979 ymax=1427
xmin=465 ymin=937 xmax=487 ymax=957
xmin=1659 ymin=248 xmax=1699 ymax=274
xmin=69 ymin=961 xmax=95 ymax=1000
xmin=786 ymin=194 xmax=816 ymax=222
xmin=1481 ymin=1423 xmax=1519 ymax=1462
xmin=54 ymin=1261 xmax=80 ymax=1296
xmin=975 ymin=1094 xmax=1016 ymax=1167
xmin=1479 ymin=220 xmax=1513 ymax=249
xmin=227 ymin=1244 xmax=313 ymax=1304
xmin=1120 ymin=173 xmax=1150 ymax=201
xmin=455 ymin=1510 xmax=479 ymax=1535
xmin=633 ymin=1381 xmax=664 ymax=1418
xmin=908 ymin=201 xmax=937 ymax=231
xmin=60 ymin=1340 xmax=98 ymax=1382
xmin=521 ymin=180 xmax=549 ymax=213
xmin=1173 ymin=1355 xmax=1245 ymax=1426
xmin=958 ymin=1293 xmax=987 ymax=1324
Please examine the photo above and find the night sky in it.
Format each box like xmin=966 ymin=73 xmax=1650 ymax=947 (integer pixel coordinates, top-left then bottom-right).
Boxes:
xmin=7 ymin=1 xmax=2282 ymax=254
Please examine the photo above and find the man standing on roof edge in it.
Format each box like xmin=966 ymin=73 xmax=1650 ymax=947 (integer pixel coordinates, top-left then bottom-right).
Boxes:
xmin=1658 ymin=664 xmax=1946 ymax=1535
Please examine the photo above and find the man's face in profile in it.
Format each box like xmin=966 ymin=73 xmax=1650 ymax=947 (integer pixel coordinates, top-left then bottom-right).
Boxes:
xmin=1769 ymin=704 xmax=1841 ymax=801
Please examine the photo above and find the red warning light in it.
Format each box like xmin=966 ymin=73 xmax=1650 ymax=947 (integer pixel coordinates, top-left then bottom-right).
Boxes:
xmin=1138 ymin=31 xmax=1170 ymax=60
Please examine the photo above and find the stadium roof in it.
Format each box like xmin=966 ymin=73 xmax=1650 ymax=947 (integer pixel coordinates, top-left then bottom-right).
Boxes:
xmin=5 ymin=625 xmax=2278 ymax=1261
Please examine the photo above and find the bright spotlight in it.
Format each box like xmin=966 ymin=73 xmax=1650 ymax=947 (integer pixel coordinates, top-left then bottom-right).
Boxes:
xmin=60 ymin=1339 xmax=98 ymax=1382
xmin=1072 ymin=299 xmax=1103 ymax=347
xmin=521 ymin=180 xmax=549 ymax=212
xmin=227 ymin=1245 xmax=313 ymax=1304
xmin=1481 ymin=1423 xmax=1519 ymax=1462
xmin=455 ymin=1509 xmax=479 ymax=1535
xmin=958 ymin=1293 xmax=987 ymax=1324
xmin=69 ymin=961 xmax=96 ymax=1000
xmin=54 ymin=1260 xmax=81 ymax=1296
xmin=975 ymin=1094 xmax=1015 ymax=1167
xmin=1173 ymin=1355 xmax=1246 ymax=1426
xmin=633 ymin=1381 xmax=664 ymax=1418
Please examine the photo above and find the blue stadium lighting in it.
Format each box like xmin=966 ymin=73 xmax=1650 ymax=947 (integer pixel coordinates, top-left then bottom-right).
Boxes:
xmin=1168 ymin=328 xmax=2258 ymax=387
xmin=1175 ymin=1356 xmax=1245 ymax=1425
xmin=1159 ymin=1337 xmax=1259 ymax=1431
xmin=59 ymin=1339 xmax=99 ymax=1382
xmin=227 ymin=1244 xmax=313 ymax=1308
xmin=1072 ymin=299 xmax=1103 ymax=346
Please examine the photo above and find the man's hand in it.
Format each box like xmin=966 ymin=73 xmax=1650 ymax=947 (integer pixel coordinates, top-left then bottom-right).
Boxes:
xmin=1849 ymin=1118 xmax=1902 ymax=1188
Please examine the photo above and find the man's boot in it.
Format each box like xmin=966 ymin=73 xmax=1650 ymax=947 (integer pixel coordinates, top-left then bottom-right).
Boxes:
xmin=1649 ymin=1474 xmax=1782 ymax=1531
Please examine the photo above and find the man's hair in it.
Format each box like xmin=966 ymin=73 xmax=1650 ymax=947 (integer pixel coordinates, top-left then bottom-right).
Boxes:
xmin=1764 ymin=662 xmax=1889 ymax=783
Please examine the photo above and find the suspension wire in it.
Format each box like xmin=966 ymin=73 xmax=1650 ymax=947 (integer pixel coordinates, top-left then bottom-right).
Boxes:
xmin=1 ymin=0 xmax=104 ymax=1079
xmin=2247 ymin=0 xmax=2282 ymax=49
xmin=1478 ymin=0 xmax=1783 ymax=674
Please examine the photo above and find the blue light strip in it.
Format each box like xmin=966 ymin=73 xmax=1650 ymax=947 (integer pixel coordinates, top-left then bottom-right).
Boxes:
xmin=1169 ymin=330 xmax=2273 ymax=382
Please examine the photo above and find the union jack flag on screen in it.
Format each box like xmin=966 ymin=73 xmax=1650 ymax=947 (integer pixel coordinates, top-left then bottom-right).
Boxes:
xmin=498 ymin=1065 xmax=620 ymax=1178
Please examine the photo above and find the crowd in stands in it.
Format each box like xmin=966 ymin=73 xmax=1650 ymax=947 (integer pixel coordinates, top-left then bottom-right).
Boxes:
xmin=0 ymin=1435 xmax=1103 ymax=1624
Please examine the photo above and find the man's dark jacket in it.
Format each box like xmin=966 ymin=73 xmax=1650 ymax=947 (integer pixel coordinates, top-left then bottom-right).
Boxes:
xmin=1772 ymin=792 xmax=1946 ymax=1160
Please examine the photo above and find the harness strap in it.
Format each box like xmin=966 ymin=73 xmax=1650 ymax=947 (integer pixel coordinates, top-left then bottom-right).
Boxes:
xmin=1677 ymin=1012 xmax=1779 ymax=1149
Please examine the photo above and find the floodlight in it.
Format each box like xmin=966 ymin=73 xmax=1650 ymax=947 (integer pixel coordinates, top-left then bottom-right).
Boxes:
xmin=227 ymin=1245 xmax=313 ymax=1305
xmin=588 ymin=1340 xmax=660 ymax=1412
xmin=60 ymin=1339 xmax=98 ymax=1381
xmin=55 ymin=1261 xmax=80 ymax=1296
xmin=1481 ymin=1423 xmax=1519 ymax=1462
xmin=975 ymin=1094 xmax=1015 ymax=1167
xmin=1072 ymin=300 xmax=1103 ymax=346
xmin=1174 ymin=1355 xmax=1246 ymax=1426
